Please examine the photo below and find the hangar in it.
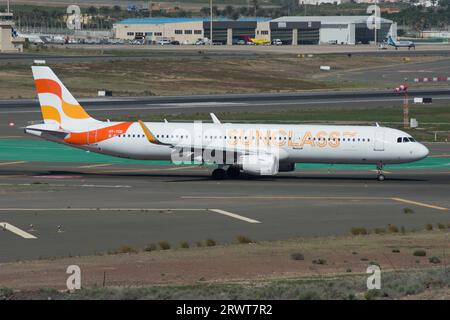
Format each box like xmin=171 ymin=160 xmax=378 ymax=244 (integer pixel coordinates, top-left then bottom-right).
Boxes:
xmin=113 ymin=17 xmax=271 ymax=45
xmin=271 ymin=16 xmax=397 ymax=45
xmin=113 ymin=15 xmax=396 ymax=45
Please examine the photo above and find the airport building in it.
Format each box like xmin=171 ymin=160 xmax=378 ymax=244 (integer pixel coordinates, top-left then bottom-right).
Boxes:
xmin=271 ymin=16 xmax=396 ymax=45
xmin=113 ymin=17 xmax=271 ymax=44
xmin=113 ymin=15 xmax=396 ymax=45
xmin=0 ymin=12 xmax=24 ymax=52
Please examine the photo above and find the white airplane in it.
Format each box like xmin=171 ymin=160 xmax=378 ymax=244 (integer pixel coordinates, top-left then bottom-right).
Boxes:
xmin=17 ymin=32 xmax=45 ymax=45
xmin=25 ymin=66 xmax=429 ymax=181
xmin=386 ymin=36 xmax=415 ymax=50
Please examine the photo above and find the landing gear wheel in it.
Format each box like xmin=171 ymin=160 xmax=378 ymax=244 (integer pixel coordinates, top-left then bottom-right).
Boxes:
xmin=376 ymin=163 xmax=385 ymax=181
xmin=226 ymin=166 xmax=240 ymax=178
xmin=211 ymin=168 xmax=226 ymax=180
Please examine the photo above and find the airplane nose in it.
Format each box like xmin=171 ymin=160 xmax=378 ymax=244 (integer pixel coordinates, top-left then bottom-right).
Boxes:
xmin=416 ymin=144 xmax=429 ymax=159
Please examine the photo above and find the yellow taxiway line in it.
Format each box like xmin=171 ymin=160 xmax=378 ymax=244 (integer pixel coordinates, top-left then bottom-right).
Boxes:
xmin=78 ymin=163 xmax=113 ymax=169
xmin=0 ymin=161 xmax=26 ymax=166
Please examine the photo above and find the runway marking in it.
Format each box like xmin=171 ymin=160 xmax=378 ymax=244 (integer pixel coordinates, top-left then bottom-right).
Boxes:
xmin=0 ymin=222 xmax=37 ymax=239
xmin=165 ymin=165 xmax=199 ymax=171
xmin=161 ymin=102 xmax=248 ymax=107
xmin=100 ymin=166 xmax=201 ymax=173
xmin=0 ymin=161 xmax=26 ymax=166
xmin=78 ymin=163 xmax=113 ymax=169
xmin=370 ymin=169 xmax=392 ymax=174
xmin=184 ymin=196 xmax=449 ymax=212
xmin=0 ymin=208 xmax=259 ymax=223
xmin=209 ymin=209 xmax=261 ymax=224
xmin=0 ymin=136 xmax=23 ymax=139
xmin=391 ymin=198 xmax=449 ymax=211
xmin=183 ymin=196 xmax=386 ymax=200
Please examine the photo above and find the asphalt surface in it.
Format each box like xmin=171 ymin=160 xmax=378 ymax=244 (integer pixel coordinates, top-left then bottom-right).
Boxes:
xmin=0 ymin=151 xmax=449 ymax=263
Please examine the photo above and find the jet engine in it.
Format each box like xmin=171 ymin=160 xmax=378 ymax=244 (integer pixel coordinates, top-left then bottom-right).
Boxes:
xmin=240 ymin=154 xmax=279 ymax=176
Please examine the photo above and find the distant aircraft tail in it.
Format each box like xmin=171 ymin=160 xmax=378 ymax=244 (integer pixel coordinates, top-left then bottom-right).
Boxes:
xmin=31 ymin=66 xmax=99 ymax=130
xmin=387 ymin=36 xmax=395 ymax=46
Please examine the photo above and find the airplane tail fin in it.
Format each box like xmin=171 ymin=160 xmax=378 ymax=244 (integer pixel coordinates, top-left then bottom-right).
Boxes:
xmin=31 ymin=66 xmax=99 ymax=130
xmin=387 ymin=36 xmax=395 ymax=45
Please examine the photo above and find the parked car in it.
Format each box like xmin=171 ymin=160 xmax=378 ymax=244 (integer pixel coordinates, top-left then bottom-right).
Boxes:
xmin=272 ymin=39 xmax=283 ymax=46
xmin=157 ymin=39 xmax=171 ymax=45
xmin=170 ymin=40 xmax=180 ymax=45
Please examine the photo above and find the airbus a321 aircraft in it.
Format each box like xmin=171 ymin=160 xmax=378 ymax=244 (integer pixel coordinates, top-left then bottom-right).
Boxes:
xmin=25 ymin=66 xmax=429 ymax=181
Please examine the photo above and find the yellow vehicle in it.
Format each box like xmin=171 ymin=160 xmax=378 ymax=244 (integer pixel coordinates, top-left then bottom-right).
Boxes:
xmin=249 ymin=38 xmax=271 ymax=45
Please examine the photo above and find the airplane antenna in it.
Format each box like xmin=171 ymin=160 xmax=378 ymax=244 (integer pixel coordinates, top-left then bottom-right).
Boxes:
xmin=210 ymin=113 xmax=221 ymax=124
xmin=375 ymin=122 xmax=379 ymax=127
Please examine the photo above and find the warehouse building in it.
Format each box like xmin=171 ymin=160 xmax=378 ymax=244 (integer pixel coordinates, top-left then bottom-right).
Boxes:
xmin=113 ymin=17 xmax=271 ymax=44
xmin=113 ymin=16 xmax=396 ymax=45
xmin=271 ymin=16 xmax=396 ymax=45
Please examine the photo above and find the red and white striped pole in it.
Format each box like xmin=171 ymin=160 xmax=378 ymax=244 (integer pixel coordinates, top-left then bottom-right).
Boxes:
xmin=394 ymin=84 xmax=409 ymax=129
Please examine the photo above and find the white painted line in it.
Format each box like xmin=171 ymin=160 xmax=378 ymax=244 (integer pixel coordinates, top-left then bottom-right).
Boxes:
xmin=165 ymin=165 xmax=199 ymax=171
xmin=0 ymin=161 xmax=26 ymax=166
xmin=0 ymin=208 xmax=260 ymax=223
xmin=391 ymin=198 xmax=449 ymax=211
xmin=0 ymin=222 xmax=37 ymax=239
xmin=208 ymin=209 xmax=261 ymax=224
xmin=78 ymin=163 xmax=113 ymax=169
xmin=161 ymin=102 xmax=248 ymax=107
xmin=0 ymin=208 xmax=205 ymax=212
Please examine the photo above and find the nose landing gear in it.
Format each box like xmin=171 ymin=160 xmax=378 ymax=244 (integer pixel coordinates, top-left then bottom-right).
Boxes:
xmin=376 ymin=163 xmax=385 ymax=181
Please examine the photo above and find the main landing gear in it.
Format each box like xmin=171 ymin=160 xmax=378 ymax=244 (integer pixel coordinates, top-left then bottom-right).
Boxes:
xmin=376 ymin=163 xmax=385 ymax=181
xmin=211 ymin=165 xmax=241 ymax=180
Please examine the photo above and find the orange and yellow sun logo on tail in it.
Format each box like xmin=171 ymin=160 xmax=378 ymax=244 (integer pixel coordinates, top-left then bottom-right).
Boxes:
xmin=32 ymin=66 xmax=97 ymax=130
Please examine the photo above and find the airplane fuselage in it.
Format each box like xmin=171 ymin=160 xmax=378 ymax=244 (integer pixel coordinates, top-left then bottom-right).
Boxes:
xmin=26 ymin=122 xmax=429 ymax=166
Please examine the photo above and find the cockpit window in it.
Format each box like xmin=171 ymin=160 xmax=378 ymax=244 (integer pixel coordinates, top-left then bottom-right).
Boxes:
xmin=398 ymin=137 xmax=416 ymax=143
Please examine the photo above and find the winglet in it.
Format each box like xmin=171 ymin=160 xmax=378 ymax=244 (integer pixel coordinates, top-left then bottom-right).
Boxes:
xmin=210 ymin=113 xmax=221 ymax=124
xmin=138 ymin=120 xmax=171 ymax=146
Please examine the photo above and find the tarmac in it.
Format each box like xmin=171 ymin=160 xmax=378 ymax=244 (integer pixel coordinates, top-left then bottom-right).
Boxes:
xmin=0 ymin=140 xmax=449 ymax=262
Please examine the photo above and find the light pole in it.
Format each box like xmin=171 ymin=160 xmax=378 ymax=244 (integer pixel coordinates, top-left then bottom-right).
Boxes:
xmin=210 ymin=0 xmax=213 ymax=45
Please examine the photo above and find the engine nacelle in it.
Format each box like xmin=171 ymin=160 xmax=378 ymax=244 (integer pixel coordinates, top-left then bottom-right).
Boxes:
xmin=240 ymin=154 xmax=279 ymax=176
xmin=279 ymin=162 xmax=295 ymax=172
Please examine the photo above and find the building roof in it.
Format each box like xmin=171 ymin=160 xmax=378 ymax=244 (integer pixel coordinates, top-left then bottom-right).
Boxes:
xmin=272 ymin=16 xmax=393 ymax=24
xmin=116 ymin=17 xmax=271 ymax=25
